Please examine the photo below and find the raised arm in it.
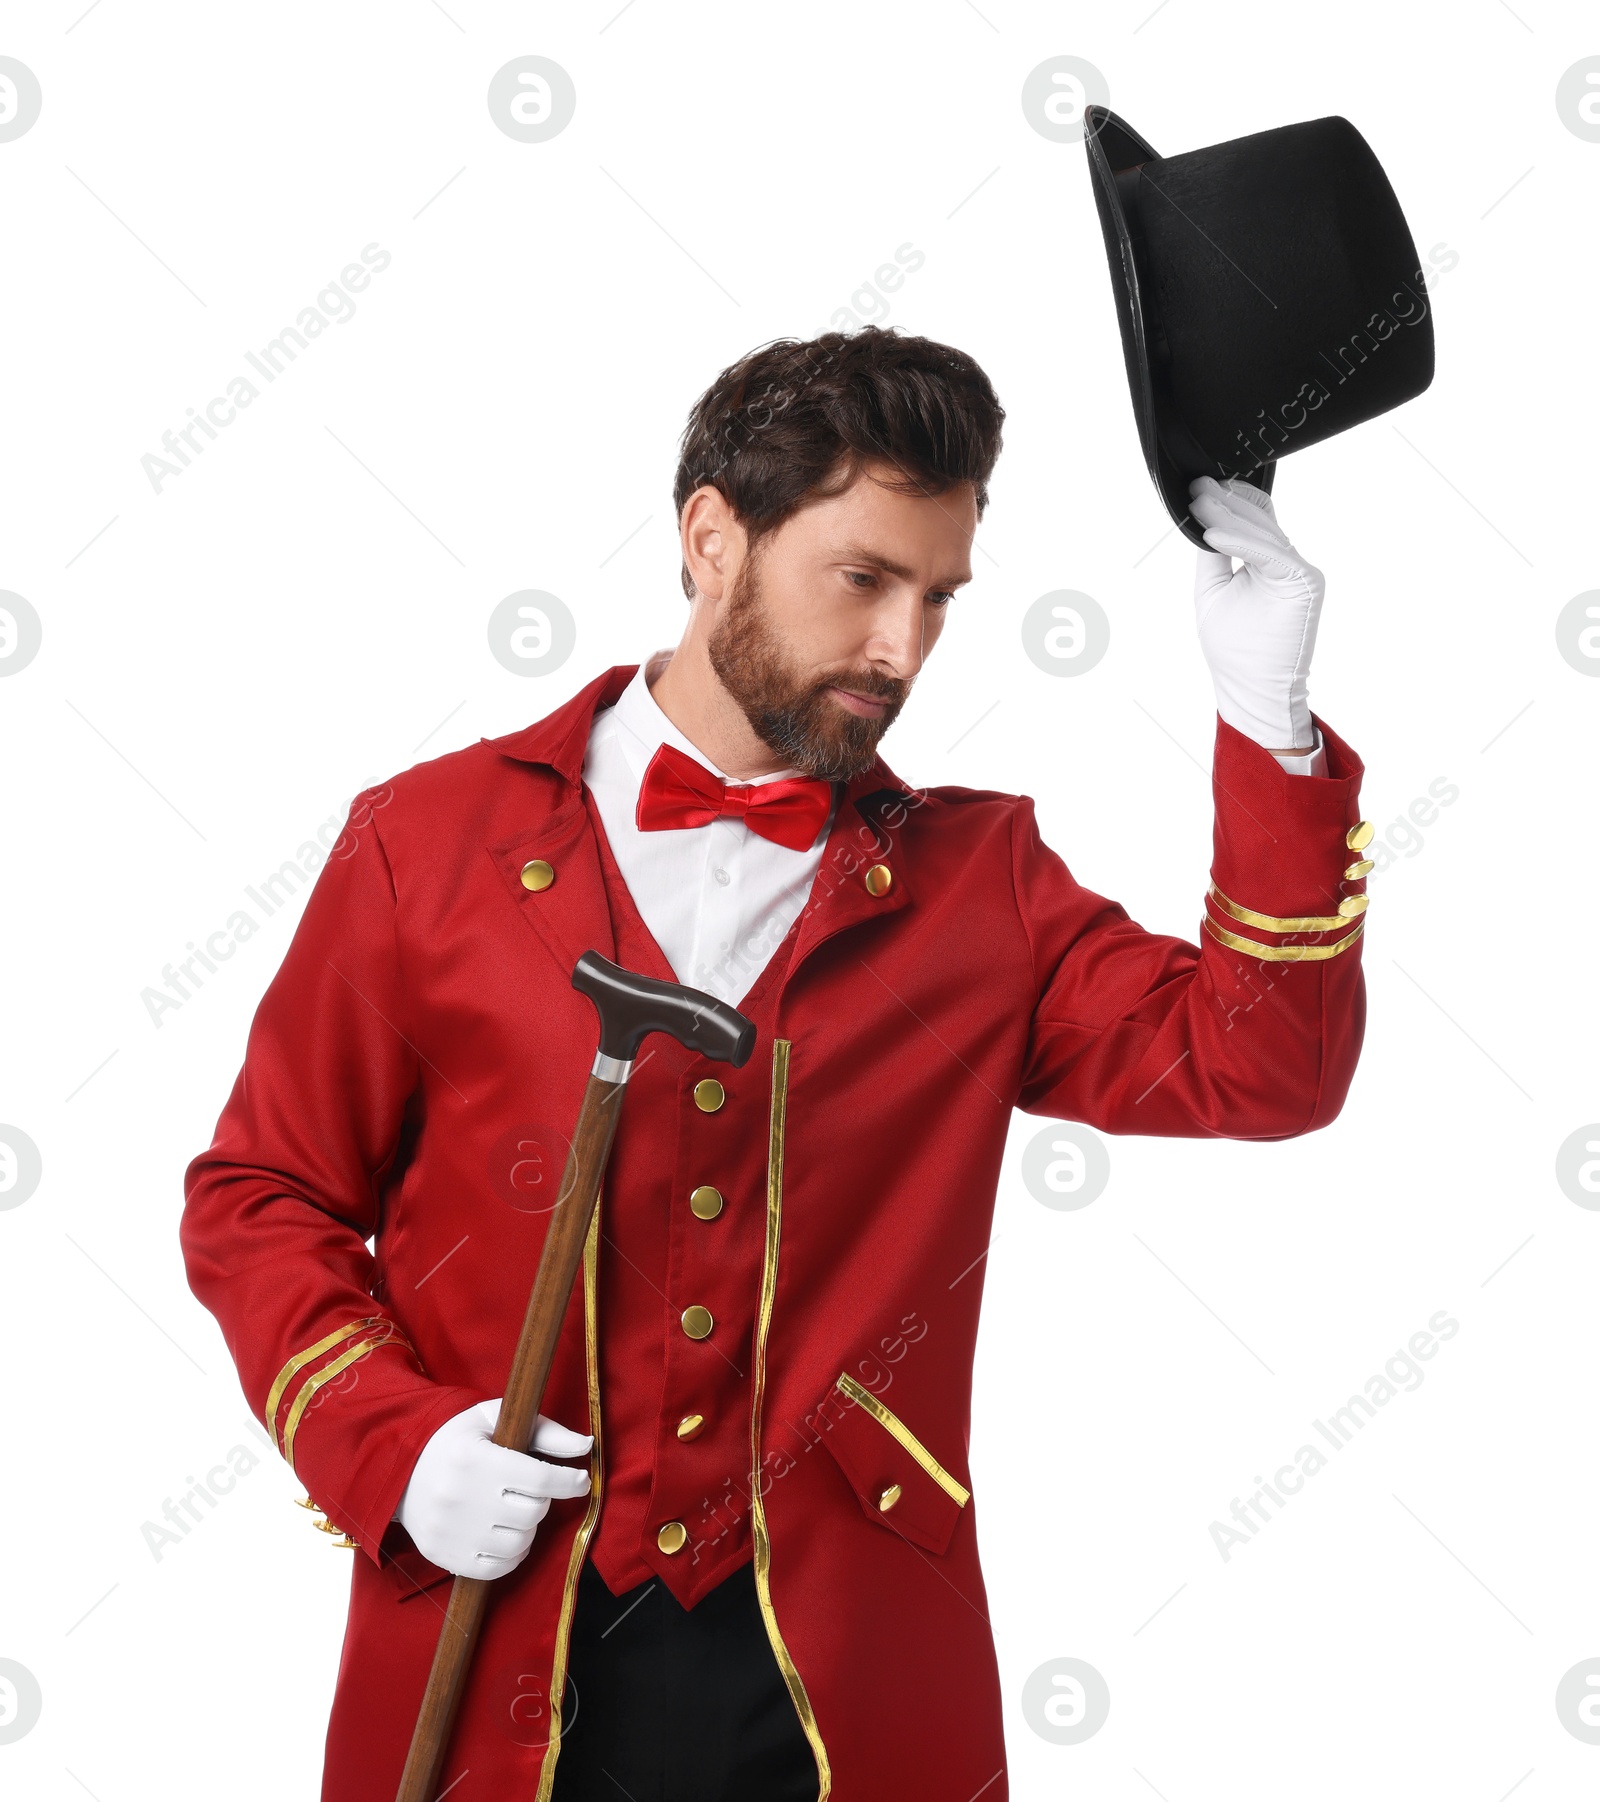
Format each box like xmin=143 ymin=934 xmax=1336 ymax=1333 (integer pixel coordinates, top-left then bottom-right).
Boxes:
xmin=1014 ymin=713 xmax=1368 ymax=1139
xmin=1017 ymin=479 xmax=1368 ymax=1137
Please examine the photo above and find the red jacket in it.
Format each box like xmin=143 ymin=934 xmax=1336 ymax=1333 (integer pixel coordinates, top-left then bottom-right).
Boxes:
xmin=180 ymin=664 xmax=1369 ymax=1801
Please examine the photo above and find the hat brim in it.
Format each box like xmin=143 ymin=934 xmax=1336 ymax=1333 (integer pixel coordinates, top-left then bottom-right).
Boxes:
xmin=1084 ymin=104 xmax=1275 ymax=550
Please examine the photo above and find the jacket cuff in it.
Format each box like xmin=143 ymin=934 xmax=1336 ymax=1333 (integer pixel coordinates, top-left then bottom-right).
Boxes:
xmin=346 ymin=1381 xmax=492 ymax=1571
xmin=266 ymin=1321 xmax=489 ymax=1568
xmin=1204 ymin=713 xmax=1372 ymax=962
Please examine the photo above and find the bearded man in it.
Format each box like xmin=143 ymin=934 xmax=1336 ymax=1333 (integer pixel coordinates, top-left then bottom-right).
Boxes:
xmin=182 ymin=325 xmax=1369 ymax=1801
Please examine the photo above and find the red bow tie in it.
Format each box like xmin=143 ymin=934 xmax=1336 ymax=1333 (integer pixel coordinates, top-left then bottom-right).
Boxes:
xmin=635 ymin=742 xmax=833 ymax=852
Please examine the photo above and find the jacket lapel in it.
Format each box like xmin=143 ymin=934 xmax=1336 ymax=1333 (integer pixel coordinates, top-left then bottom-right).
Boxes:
xmin=485 ymin=792 xmax=617 ymax=978
xmin=783 ymin=764 xmax=920 ymax=982
xmin=481 ymin=665 xmax=636 ymax=982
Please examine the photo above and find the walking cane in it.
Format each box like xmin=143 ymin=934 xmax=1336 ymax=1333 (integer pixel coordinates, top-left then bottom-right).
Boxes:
xmin=394 ymin=949 xmax=757 ymax=1802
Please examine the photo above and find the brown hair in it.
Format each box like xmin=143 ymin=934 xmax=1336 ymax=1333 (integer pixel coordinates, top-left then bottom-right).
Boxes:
xmin=672 ymin=326 xmax=1005 ymax=599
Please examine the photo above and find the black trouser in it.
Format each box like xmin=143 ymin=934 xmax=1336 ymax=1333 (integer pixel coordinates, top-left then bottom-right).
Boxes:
xmin=548 ymin=1557 xmax=819 ymax=1802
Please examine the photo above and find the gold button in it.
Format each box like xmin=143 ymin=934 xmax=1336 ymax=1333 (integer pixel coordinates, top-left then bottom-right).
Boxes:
xmin=657 ymin=1520 xmax=688 ymax=1554
xmin=519 ymin=859 xmax=555 ymax=892
xmin=693 ymin=1079 xmax=725 ymax=1113
xmin=877 ymin=1484 xmax=902 ymax=1512
xmin=676 ymin=1413 xmax=705 ymax=1441
xmin=1345 ymin=821 xmax=1374 ymax=852
xmin=1344 ymin=859 xmax=1374 ymax=880
xmin=864 ymin=864 xmax=893 ymax=897
xmin=689 ymin=1184 xmax=724 ymax=1220
xmin=1337 ymin=894 xmax=1369 ymax=918
xmin=681 ymin=1305 xmax=714 ymax=1340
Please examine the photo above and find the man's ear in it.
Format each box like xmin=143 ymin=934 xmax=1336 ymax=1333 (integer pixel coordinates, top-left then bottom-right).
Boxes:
xmin=680 ymin=485 xmax=743 ymax=605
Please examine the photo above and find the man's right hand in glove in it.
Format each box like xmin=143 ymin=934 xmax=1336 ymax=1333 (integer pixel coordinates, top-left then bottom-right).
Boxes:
xmin=395 ymin=1398 xmax=593 ymax=1578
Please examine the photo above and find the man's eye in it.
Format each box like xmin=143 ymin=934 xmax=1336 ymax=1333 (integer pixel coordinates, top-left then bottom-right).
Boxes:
xmin=929 ymin=591 xmax=955 ymax=608
xmin=846 ymin=571 xmax=876 ymax=588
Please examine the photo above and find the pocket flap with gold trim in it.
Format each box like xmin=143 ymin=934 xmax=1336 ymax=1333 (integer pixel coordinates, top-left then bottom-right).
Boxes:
xmin=815 ymin=1372 xmax=970 ymax=1555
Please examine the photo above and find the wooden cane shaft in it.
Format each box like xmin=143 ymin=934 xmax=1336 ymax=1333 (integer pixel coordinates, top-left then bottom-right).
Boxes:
xmin=394 ymin=1073 xmax=626 ymax=1802
xmin=493 ymin=1075 xmax=624 ymax=1453
xmin=394 ymin=1573 xmax=493 ymax=1802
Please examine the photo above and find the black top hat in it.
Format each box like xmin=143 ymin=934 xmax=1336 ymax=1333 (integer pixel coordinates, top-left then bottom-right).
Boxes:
xmin=1085 ymin=107 xmax=1435 ymax=545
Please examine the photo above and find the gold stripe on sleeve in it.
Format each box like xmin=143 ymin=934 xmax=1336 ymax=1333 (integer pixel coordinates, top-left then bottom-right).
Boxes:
xmin=1207 ymin=882 xmax=1358 ymax=935
xmin=277 ymin=1323 xmax=414 ymax=1470
xmin=1202 ymin=914 xmax=1366 ymax=962
xmin=265 ymin=1317 xmax=389 ymax=1450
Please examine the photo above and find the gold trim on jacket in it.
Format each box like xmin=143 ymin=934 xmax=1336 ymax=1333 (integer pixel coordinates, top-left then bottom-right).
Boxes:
xmin=1202 ymin=914 xmax=1366 ymax=962
xmin=265 ymin=1317 xmax=382 ymax=1441
xmin=265 ymin=1316 xmax=414 ymax=1464
xmin=283 ymin=1338 xmax=378 ymax=1471
xmin=534 ymin=1195 xmax=606 ymax=1802
xmin=1206 ymin=881 xmax=1362 ymax=935
xmin=750 ymin=1038 xmax=832 ymax=1796
xmin=834 ymin=1372 xmax=971 ymax=1507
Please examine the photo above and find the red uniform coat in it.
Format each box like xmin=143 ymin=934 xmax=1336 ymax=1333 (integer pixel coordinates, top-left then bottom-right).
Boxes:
xmin=180 ymin=664 xmax=1370 ymax=1800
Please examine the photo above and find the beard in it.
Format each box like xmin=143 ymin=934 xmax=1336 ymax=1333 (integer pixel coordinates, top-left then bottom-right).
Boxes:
xmin=706 ymin=552 xmax=910 ymax=783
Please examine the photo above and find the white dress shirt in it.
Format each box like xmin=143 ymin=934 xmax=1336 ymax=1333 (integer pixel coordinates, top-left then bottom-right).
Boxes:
xmin=582 ymin=650 xmax=837 ymax=1007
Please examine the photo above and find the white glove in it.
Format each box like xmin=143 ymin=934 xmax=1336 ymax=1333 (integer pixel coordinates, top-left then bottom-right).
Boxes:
xmin=395 ymin=1398 xmax=593 ymax=1579
xmin=1188 ymin=475 xmax=1324 ymax=754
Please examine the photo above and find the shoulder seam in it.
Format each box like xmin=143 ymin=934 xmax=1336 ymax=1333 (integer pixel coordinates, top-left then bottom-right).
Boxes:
xmin=1006 ymin=796 xmax=1038 ymax=996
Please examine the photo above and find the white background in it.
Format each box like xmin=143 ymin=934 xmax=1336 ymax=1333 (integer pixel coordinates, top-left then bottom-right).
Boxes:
xmin=2 ymin=2 xmax=1595 ymax=1797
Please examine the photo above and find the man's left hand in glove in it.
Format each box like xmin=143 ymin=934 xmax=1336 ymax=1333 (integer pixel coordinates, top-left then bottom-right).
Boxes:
xmin=1188 ymin=474 xmax=1328 ymax=775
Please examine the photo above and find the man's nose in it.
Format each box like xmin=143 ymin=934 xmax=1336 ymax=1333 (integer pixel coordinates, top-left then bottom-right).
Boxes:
xmin=867 ymin=590 xmax=932 ymax=679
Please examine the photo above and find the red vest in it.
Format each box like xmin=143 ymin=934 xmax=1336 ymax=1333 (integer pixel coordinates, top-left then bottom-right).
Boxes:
xmin=582 ymin=783 xmax=797 ymax=1604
